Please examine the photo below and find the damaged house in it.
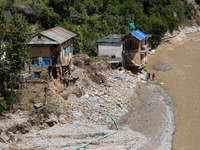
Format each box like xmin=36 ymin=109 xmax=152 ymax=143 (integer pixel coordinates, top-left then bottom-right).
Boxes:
xmin=27 ymin=26 xmax=76 ymax=79
xmin=123 ymin=30 xmax=149 ymax=69
xmin=97 ymin=30 xmax=150 ymax=69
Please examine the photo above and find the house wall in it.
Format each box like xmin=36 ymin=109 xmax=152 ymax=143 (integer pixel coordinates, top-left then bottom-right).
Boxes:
xmin=60 ymin=39 xmax=73 ymax=65
xmin=98 ymin=42 xmax=123 ymax=58
xmin=31 ymin=35 xmax=54 ymax=43
xmin=125 ymin=51 xmax=147 ymax=66
xmin=140 ymin=38 xmax=148 ymax=50
xmin=124 ymin=37 xmax=140 ymax=51
xmin=27 ymin=45 xmax=52 ymax=79
xmin=123 ymin=36 xmax=148 ymax=66
xmin=30 ymin=45 xmax=51 ymax=57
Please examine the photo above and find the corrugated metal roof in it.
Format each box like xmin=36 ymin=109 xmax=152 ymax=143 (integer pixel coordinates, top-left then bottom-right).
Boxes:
xmin=131 ymin=30 xmax=147 ymax=41
xmin=97 ymin=34 xmax=125 ymax=43
xmin=28 ymin=27 xmax=77 ymax=44
xmin=96 ymin=38 xmax=122 ymax=43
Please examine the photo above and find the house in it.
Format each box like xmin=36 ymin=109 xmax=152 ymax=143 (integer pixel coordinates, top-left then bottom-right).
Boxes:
xmin=123 ymin=30 xmax=149 ymax=69
xmin=97 ymin=34 xmax=126 ymax=58
xmin=27 ymin=26 xmax=77 ymax=79
xmin=97 ymin=30 xmax=150 ymax=69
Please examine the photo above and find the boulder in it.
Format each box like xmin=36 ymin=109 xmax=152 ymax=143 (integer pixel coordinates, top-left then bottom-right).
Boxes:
xmin=16 ymin=3 xmax=37 ymax=23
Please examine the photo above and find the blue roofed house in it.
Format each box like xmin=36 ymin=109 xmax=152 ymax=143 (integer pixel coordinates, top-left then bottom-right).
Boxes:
xmin=97 ymin=30 xmax=150 ymax=69
xmin=123 ymin=30 xmax=150 ymax=69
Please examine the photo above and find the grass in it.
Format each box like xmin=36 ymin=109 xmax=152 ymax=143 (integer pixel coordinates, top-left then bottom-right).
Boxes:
xmin=90 ymin=56 xmax=108 ymax=62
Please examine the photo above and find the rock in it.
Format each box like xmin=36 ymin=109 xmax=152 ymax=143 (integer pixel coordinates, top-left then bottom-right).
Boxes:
xmin=116 ymin=101 xmax=123 ymax=109
xmin=0 ymin=132 xmax=9 ymax=143
xmin=60 ymin=90 xmax=71 ymax=100
xmin=105 ymin=83 xmax=112 ymax=87
xmin=72 ymin=111 xmax=83 ymax=118
xmin=89 ymin=96 xmax=99 ymax=101
xmin=138 ymin=73 xmax=146 ymax=80
xmin=59 ymin=115 xmax=66 ymax=124
xmin=34 ymin=103 xmax=43 ymax=109
xmin=16 ymin=3 xmax=37 ymax=23
xmin=72 ymin=87 xmax=83 ymax=98
xmin=16 ymin=122 xmax=31 ymax=134
xmin=46 ymin=115 xmax=58 ymax=127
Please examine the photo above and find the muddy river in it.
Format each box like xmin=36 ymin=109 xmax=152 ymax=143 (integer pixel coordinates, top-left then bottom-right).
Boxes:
xmin=146 ymin=32 xmax=200 ymax=150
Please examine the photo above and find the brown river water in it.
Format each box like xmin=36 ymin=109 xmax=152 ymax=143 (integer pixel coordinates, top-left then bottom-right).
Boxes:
xmin=146 ymin=32 xmax=200 ymax=150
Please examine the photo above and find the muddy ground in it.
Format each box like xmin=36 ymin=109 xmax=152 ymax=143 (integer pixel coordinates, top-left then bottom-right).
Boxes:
xmin=146 ymin=32 xmax=200 ymax=150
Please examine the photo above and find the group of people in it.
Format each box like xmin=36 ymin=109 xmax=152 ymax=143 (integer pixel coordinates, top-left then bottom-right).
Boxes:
xmin=146 ymin=72 xmax=155 ymax=81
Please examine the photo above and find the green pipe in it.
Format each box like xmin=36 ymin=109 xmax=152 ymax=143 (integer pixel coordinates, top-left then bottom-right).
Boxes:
xmin=72 ymin=113 xmax=119 ymax=150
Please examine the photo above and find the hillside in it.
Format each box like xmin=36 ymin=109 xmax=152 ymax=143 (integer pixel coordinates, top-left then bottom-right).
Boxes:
xmin=1 ymin=0 xmax=194 ymax=53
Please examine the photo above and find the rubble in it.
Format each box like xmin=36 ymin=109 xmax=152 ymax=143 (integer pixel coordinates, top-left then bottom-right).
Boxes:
xmin=0 ymin=59 xmax=175 ymax=149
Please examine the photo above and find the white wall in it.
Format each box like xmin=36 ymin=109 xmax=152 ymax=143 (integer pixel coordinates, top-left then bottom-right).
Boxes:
xmin=98 ymin=42 xmax=123 ymax=58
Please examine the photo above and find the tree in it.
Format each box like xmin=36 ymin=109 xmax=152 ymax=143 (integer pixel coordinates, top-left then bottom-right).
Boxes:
xmin=1 ymin=13 xmax=30 ymax=110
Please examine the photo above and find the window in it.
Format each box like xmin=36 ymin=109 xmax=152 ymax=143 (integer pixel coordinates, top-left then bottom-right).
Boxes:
xmin=37 ymin=36 xmax=42 ymax=41
xmin=33 ymin=72 xmax=40 ymax=79
xmin=42 ymin=57 xmax=51 ymax=66
xmin=64 ymin=48 xmax=67 ymax=57
xmin=31 ymin=57 xmax=39 ymax=66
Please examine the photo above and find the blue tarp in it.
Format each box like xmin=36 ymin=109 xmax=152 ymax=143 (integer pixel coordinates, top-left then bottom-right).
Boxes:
xmin=131 ymin=30 xmax=148 ymax=41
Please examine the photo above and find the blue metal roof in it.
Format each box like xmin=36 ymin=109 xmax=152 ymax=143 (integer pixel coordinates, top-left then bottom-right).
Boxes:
xmin=131 ymin=30 xmax=147 ymax=41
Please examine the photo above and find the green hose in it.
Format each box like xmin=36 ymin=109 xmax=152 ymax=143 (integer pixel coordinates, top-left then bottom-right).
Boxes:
xmin=72 ymin=113 xmax=119 ymax=150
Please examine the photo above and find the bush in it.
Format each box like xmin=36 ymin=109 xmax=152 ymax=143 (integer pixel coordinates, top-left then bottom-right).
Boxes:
xmin=0 ymin=93 xmax=8 ymax=112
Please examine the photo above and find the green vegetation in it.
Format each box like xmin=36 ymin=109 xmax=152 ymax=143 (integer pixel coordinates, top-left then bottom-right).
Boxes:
xmin=1 ymin=0 xmax=187 ymax=52
xmin=90 ymin=56 xmax=107 ymax=62
xmin=0 ymin=13 xmax=30 ymax=111
xmin=182 ymin=0 xmax=197 ymax=19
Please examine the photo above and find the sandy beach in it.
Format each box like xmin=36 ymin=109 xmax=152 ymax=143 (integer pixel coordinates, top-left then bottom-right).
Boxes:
xmin=146 ymin=32 xmax=200 ymax=150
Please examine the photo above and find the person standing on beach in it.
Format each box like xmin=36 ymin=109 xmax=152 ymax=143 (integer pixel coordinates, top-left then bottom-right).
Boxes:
xmin=146 ymin=72 xmax=150 ymax=81
xmin=152 ymin=73 xmax=155 ymax=81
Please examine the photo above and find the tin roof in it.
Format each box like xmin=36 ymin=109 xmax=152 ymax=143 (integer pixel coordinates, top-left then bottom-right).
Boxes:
xmin=28 ymin=27 xmax=77 ymax=45
xmin=96 ymin=38 xmax=122 ymax=43
xmin=96 ymin=34 xmax=125 ymax=43
xmin=131 ymin=30 xmax=147 ymax=41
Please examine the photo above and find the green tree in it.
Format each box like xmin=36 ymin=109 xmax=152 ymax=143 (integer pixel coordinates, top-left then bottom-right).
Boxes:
xmin=32 ymin=0 xmax=59 ymax=30
xmin=1 ymin=13 xmax=30 ymax=110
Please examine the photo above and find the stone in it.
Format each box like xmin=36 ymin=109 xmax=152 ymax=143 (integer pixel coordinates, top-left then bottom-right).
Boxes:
xmin=138 ymin=73 xmax=146 ymax=81
xmin=59 ymin=115 xmax=66 ymax=124
xmin=72 ymin=111 xmax=83 ymax=118
xmin=17 ymin=122 xmax=31 ymax=134
xmin=116 ymin=101 xmax=123 ymax=109
xmin=34 ymin=103 xmax=43 ymax=109
xmin=46 ymin=115 xmax=58 ymax=127
xmin=0 ymin=132 xmax=9 ymax=143
xmin=89 ymin=96 xmax=99 ymax=102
